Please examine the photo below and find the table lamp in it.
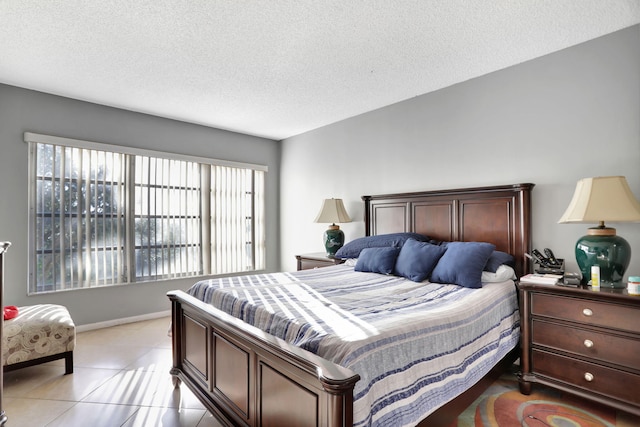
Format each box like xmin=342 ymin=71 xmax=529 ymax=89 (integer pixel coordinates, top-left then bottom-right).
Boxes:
xmin=558 ymin=176 xmax=640 ymax=288
xmin=314 ymin=198 xmax=351 ymax=258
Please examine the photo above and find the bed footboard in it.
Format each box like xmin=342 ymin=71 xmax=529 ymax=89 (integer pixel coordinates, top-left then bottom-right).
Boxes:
xmin=168 ymin=290 xmax=360 ymax=427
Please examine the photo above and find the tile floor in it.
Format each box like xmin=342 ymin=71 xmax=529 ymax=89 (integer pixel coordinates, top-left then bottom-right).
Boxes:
xmin=3 ymin=316 xmax=224 ymax=427
xmin=7 ymin=316 xmax=640 ymax=427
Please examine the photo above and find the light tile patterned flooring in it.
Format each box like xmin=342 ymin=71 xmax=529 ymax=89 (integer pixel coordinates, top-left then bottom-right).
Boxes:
xmin=3 ymin=316 xmax=224 ymax=427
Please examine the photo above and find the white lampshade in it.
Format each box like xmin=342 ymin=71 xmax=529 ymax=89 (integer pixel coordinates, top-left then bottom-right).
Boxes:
xmin=558 ymin=176 xmax=640 ymax=225
xmin=314 ymin=198 xmax=352 ymax=224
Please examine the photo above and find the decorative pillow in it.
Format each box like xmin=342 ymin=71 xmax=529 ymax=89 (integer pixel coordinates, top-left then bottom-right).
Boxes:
xmin=484 ymin=250 xmax=515 ymax=272
xmin=393 ymin=238 xmax=448 ymax=282
xmin=430 ymin=241 xmax=496 ymax=288
xmin=481 ymin=265 xmax=516 ymax=283
xmin=354 ymin=247 xmax=401 ymax=274
xmin=335 ymin=232 xmax=434 ymax=259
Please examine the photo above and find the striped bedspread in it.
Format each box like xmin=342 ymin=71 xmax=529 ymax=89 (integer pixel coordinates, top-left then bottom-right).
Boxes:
xmin=187 ymin=264 xmax=520 ymax=427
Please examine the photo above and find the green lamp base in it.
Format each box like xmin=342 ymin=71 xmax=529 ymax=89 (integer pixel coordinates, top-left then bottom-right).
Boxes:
xmin=323 ymin=225 xmax=345 ymax=258
xmin=575 ymin=227 xmax=631 ymax=289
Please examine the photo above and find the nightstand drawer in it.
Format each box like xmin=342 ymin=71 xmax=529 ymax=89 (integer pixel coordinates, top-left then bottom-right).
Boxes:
xmin=299 ymin=259 xmax=333 ymax=270
xmin=532 ymin=319 xmax=640 ymax=370
xmin=296 ymin=253 xmax=344 ymax=271
xmin=531 ymin=293 xmax=640 ymax=333
xmin=532 ymin=349 xmax=640 ymax=407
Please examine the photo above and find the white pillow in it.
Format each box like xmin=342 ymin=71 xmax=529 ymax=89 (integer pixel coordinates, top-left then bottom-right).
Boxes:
xmin=481 ymin=265 xmax=516 ymax=283
xmin=344 ymin=258 xmax=358 ymax=267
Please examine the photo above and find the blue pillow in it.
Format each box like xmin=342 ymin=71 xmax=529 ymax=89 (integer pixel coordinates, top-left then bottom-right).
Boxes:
xmin=484 ymin=250 xmax=515 ymax=273
xmin=393 ymin=239 xmax=447 ymax=282
xmin=430 ymin=242 xmax=496 ymax=288
xmin=335 ymin=232 xmax=433 ymax=259
xmin=354 ymin=247 xmax=401 ymax=274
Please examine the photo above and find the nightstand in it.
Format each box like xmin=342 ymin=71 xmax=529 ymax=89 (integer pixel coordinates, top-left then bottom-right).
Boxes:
xmin=295 ymin=252 xmax=344 ymax=271
xmin=518 ymin=281 xmax=640 ymax=416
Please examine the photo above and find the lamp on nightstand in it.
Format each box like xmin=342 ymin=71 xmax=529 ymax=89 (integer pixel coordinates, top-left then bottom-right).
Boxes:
xmin=558 ymin=176 xmax=640 ymax=288
xmin=314 ymin=198 xmax=352 ymax=258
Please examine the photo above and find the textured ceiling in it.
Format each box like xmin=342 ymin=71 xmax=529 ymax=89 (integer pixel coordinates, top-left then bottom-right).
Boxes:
xmin=1 ymin=1 xmax=639 ymax=140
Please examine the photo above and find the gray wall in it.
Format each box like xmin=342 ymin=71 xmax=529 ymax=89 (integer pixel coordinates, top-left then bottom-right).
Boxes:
xmin=1 ymin=24 xmax=638 ymax=326
xmin=280 ymin=25 xmax=640 ymax=277
xmin=0 ymin=84 xmax=280 ymax=326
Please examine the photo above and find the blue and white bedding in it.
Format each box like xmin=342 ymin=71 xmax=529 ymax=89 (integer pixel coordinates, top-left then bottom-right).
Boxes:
xmin=187 ymin=264 xmax=519 ymax=427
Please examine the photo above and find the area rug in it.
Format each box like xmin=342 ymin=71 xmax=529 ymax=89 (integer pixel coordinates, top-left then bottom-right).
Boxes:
xmin=451 ymin=371 xmax=640 ymax=427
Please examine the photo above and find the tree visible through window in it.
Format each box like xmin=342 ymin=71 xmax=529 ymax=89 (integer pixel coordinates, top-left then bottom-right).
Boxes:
xmin=27 ymin=133 xmax=266 ymax=294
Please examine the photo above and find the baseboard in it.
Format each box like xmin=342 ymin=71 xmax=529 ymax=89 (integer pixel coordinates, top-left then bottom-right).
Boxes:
xmin=76 ymin=310 xmax=171 ymax=332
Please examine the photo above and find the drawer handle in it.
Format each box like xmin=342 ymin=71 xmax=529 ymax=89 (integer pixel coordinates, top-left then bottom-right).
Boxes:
xmin=582 ymin=308 xmax=593 ymax=317
xmin=584 ymin=372 xmax=594 ymax=382
xmin=583 ymin=339 xmax=594 ymax=348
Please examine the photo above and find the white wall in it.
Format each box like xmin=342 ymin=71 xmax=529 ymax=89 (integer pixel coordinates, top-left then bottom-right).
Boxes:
xmin=0 ymin=85 xmax=281 ymax=326
xmin=280 ymin=25 xmax=640 ymax=277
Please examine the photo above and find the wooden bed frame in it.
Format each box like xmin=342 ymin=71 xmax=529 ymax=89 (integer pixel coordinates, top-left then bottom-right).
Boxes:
xmin=168 ymin=183 xmax=534 ymax=427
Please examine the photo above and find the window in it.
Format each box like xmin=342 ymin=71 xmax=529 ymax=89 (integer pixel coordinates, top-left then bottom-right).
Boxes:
xmin=26 ymin=133 xmax=266 ymax=294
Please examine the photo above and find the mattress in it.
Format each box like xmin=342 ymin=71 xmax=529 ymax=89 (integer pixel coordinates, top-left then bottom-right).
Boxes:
xmin=187 ymin=264 xmax=520 ymax=427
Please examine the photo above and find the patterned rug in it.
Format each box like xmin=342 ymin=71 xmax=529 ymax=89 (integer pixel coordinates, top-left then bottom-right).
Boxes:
xmin=451 ymin=371 xmax=640 ymax=427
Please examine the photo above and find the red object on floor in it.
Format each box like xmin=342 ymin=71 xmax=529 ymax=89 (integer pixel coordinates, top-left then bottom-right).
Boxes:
xmin=3 ymin=305 xmax=19 ymax=320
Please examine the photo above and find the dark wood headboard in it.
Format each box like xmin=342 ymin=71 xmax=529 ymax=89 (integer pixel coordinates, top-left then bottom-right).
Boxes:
xmin=362 ymin=183 xmax=535 ymax=278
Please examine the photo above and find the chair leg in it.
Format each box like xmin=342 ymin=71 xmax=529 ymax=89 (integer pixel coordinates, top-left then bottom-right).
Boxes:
xmin=64 ymin=351 xmax=74 ymax=375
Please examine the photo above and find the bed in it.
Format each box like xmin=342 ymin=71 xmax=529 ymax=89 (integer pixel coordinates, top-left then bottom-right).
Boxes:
xmin=168 ymin=183 xmax=534 ymax=427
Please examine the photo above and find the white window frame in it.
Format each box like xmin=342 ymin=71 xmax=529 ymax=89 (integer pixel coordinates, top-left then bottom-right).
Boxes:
xmin=26 ymin=132 xmax=267 ymax=294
